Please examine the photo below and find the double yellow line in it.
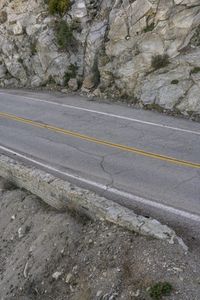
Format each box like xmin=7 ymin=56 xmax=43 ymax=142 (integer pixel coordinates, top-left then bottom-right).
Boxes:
xmin=0 ymin=111 xmax=200 ymax=169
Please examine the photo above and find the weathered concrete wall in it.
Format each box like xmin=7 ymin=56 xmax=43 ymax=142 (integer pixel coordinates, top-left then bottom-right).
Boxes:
xmin=0 ymin=0 xmax=200 ymax=117
xmin=0 ymin=154 xmax=186 ymax=246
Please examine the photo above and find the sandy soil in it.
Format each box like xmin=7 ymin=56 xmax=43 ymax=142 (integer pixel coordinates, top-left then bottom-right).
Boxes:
xmin=0 ymin=177 xmax=200 ymax=300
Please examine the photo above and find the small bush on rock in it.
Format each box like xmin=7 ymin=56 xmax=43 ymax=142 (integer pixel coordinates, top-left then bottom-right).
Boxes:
xmin=145 ymin=103 xmax=164 ymax=113
xmin=151 ymin=54 xmax=169 ymax=70
xmin=190 ymin=67 xmax=200 ymax=74
xmin=0 ymin=11 xmax=7 ymax=24
xmin=55 ymin=20 xmax=73 ymax=49
xmin=190 ymin=25 xmax=200 ymax=47
xmin=149 ymin=282 xmax=173 ymax=300
xmin=92 ymin=56 xmax=100 ymax=87
xmin=30 ymin=41 xmax=37 ymax=55
xmin=171 ymin=79 xmax=179 ymax=84
xmin=143 ymin=22 xmax=155 ymax=33
xmin=64 ymin=64 xmax=78 ymax=84
xmin=48 ymin=0 xmax=71 ymax=16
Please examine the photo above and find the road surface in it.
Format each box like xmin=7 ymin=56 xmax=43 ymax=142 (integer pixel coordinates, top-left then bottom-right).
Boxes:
xmin=0 ymin=89 xmax=200 ymax=241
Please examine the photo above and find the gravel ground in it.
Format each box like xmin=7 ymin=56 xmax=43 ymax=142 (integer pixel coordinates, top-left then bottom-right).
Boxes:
xmin=0 ymin=177 xmax=200 ymax=300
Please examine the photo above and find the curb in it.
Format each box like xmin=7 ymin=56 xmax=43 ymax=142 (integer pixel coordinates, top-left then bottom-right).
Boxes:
xmin=0 ymin=154 xmax=187 ymax=247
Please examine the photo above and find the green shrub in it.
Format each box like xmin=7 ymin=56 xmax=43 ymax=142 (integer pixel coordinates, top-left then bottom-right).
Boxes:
xmin=48 ymin=0 xmax=71 ymax=16
xmin=149 ymin=282 xmax=173 ymax=300
xmin=30 ymin=41 xmax=37 ymax=55
xmin=171 ymin=79 xmax=179 ymax=84
xmin=143 ymin=22 xmax=155 ymax=33
xmin=17 ymin=57 xmax=23 ymax=64
xmin=187 ymin=110 xmax=195 ymax=117
xmin=64 ymin=64 xmax=78 ymax=84
xmin=0 ymin=11 xmax=8 ymax=24
xmin=55 ymin=20 xmax=73 ymax=49
xmin=151 ymin=54 xmax=169 ymax=70
xmin=190 ymin=67 xmax=200 ymax=74
xmin=47 ymin=75 xmax=56 ymax=85
xmin=92 ymin=56 xmax=100 ymax=87
xmin=68 ymin=64 xmax=78 ymax=77
xmin=144 ymin=103 xmax=164 ymax=113
xmin=121 ymin=94 xmax=139 ymax=105
xmin=190 ymin=25 xmax=200 ymax=47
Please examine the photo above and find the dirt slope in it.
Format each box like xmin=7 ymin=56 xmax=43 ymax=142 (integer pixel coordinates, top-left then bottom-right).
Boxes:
xmin=0 ymin=178 xmax=200 ymax=300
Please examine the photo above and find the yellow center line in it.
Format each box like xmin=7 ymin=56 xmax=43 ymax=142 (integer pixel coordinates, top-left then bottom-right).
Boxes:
xmin=0 ymin=111 xmax=200 ymax=169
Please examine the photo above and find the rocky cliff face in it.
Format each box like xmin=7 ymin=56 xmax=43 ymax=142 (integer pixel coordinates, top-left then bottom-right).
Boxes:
xmin=0 ymin=0 xmax=200 ymax=116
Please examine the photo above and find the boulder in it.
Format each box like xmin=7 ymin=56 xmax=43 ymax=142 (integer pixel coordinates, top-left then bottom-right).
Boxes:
xmin=13 ymin=21 xmax=23 ymax=35
xmin=68 ymin=78 xmax=78 ymax=91
xmin=4 ymin=60 xmax=27 ymax=85
xmin=177 ymin=84 xmax=200 ymax=114
xmin=82 ymin=74 xmax=95 ymax=90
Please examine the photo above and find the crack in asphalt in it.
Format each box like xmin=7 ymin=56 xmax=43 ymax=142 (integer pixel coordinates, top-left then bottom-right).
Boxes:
xmin=97 ymin=151 xmax=124 ymax=196
xmin=99 ymin=155 xmax=115 ymax=189
xmin=172 ymin=175 xmax=198 ymax=190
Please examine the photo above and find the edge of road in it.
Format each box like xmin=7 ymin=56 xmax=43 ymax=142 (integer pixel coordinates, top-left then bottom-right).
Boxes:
xmin=0 ymin=153 xmax=188 ymax=250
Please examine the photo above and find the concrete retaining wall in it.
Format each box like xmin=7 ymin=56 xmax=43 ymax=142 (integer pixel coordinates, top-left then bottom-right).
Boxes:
xmin=0 ymin=154 xmax=186 ymax=246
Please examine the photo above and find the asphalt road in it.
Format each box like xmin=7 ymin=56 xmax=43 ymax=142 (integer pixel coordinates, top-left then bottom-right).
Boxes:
xmin=0 ymin=89 xmax=200 ymax=241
